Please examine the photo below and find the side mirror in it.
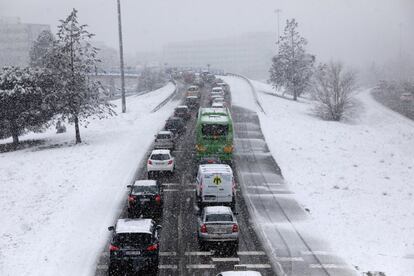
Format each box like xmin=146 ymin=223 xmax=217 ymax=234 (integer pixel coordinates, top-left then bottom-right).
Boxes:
xmin=156 ymin=225 xmax=162 ymax=230
xmin=126 ymin=185 xmax=132 ymax=188
xmin=108 ymin=226 xmax=115 ymax=231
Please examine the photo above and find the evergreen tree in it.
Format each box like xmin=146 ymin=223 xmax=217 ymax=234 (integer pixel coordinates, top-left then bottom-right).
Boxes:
xmin=29 ymin=30 xmax=55 ymax=68
xmin=269 ymin=19 xmax=315 ymax=100
xmin=46 ymin=9 xmax=115 ymax=143
xmin=0 ymin=66 xmax=54 ymax=145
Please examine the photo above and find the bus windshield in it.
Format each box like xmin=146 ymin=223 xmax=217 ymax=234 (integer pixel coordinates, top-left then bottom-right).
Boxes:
xmin=202 ymin=124 xmax=228 ymax=137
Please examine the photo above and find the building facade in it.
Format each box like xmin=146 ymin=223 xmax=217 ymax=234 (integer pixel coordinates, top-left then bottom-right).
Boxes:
xmin=162 ymin=33 xmax=276 ymax=79
xmin=0 ymin=17 xmax=50 ymax=67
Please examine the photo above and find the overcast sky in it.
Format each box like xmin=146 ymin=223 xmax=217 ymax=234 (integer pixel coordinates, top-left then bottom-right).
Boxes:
xmin=1 ymin=0 xmax=413 ymax=68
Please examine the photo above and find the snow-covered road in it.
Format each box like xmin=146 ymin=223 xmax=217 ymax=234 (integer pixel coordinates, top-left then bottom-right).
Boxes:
xmin=0 ymin=83 xmax=178 ymax=276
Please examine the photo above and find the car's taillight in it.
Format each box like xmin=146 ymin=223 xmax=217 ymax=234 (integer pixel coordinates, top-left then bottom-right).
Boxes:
xmin=109 ymin=244 xmax=119 ymax=251
xmin=148 ymin=160 xmax=152 ymax=165
xmin=128 ymin=195 xmax=136 ymax=203
xmin=232 ymin=224 xmax=238 ymax=233
xmin=155 ymin=195 xmax=161 ymax=203
xmin=146 ymin=243 xmax=158 ymax=251
xmin=167 ymin=160 xmax=173 ymax=165
xmin=200 ymin=224 xmax=207 ymax=233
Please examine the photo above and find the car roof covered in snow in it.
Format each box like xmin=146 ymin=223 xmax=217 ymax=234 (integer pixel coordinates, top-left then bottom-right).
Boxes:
xmin=151 ymin=149 xmax=171 ymax=155
xmin=204 ymin=206 xmax=233 ymax=215
xmin=199 ymin=164 xmax=233 ymax=174
xmin=188 ymin=85 xmax=199 ymax=89
xmin=158 ymin=130 xmax=173 ymax=135
xmin=212 ymin=102 xmax=224 ymax=107
xmin=212 ymin=87 xmax=223 ymax=91
xmin=176 ymin=105 xmax=189 ymax=109
xmin=115 ymin=218 xmax=153 ymax=234
xmin=186 ymin=96 xmax=198 ymax=99
xmin=218 ymin=272 xmax=262 ymax=276
xmin=133 ymin=180 xmax=157 ymax=187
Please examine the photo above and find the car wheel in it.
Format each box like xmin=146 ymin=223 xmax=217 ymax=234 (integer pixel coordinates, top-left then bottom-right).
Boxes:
xmin=198 ymin=240 xmax=206 ymax=251
xmin=232 ymin=241 xmax=239 ymax=253
xmin=108 ymin=262 xmax=121 ymax=276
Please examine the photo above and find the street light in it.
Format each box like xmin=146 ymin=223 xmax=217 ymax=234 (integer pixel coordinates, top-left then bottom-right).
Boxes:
xmin=274 ymin=9 xmax=282 ymax=45
xmin=117 ymin=0 xmax=126 ymax=113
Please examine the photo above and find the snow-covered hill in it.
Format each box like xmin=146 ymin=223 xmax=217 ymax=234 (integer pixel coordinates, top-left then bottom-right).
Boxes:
xmin=0 ymin=83 xmax=177 ymax=276
xmin=225 ymin=76 xmax=414 ymax=276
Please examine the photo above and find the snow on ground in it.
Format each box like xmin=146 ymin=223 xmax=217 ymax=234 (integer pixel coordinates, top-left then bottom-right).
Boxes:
xmin=224 ymin=76 xmax=414 ymax=276
xmin=0 ymin=83 xmax=177 ymax=276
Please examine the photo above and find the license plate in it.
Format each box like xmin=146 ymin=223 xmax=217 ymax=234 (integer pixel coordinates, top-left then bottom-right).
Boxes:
xmin=140 ymin=198 xmax=150 ymax=203
xmin=126 ymin=251 xmax=141 ymax=256
xmin=155 ymin=162 xmax=164 ymax=165
xmin=215 ymin=228 xmax=227 ymax=234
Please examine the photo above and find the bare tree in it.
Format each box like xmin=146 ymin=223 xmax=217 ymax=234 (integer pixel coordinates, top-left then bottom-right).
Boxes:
xmin=311 ymin=62 xmax=357 ymax=121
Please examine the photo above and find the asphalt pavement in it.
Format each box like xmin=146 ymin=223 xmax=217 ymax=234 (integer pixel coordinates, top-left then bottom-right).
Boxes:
xmin=95 ymin=83 xmax=276 ymax=276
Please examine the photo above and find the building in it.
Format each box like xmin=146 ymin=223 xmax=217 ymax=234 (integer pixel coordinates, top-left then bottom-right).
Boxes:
xmin=162 ymin=32 xmax=276 ymax=79
xmin=0 ymin=17 xmax=50 ymax=67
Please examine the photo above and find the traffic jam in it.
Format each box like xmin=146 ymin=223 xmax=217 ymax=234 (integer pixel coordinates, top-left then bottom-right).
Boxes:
xmin=105 ymin=72 xmax=268 ymax=276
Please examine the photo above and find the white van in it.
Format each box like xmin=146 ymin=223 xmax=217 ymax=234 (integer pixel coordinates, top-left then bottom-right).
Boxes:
xmin=196 ymin=164 xmax=236 ymax=209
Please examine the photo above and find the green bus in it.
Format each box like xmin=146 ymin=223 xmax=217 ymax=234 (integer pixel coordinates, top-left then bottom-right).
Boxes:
xmin=195 ymin=107 xmax=234 ymax=162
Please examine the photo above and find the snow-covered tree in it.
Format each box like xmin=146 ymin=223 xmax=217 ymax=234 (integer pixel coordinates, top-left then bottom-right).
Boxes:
xmin=29 ymin=30 xmax=55 ymax=68
xmin=269 ymin=19 xmax=315 ymax=100
xmin=0 ymin=66 xmax=54 ymax=145
xmin=45 ymin=9 xmax=115 ymax=143
xmin=311 ymin=61 xmax=357 ymax=121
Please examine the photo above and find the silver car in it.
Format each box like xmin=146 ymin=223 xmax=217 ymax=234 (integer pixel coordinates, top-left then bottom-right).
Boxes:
xmin=197 ymin=206 xmax=239 ymax=250
xmin=154 ymin=130 xmax=174 ymax=150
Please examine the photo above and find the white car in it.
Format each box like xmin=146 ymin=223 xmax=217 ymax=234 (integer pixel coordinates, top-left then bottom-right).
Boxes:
xmin=212 ymin=102 xmax=225 ymax=108
xmin=147 ymin=149 xmax=175 ymax=177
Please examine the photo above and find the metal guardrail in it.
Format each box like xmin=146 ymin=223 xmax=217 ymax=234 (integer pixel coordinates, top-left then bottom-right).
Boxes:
xmin=150 ymin=80 xmax=178 ymax=113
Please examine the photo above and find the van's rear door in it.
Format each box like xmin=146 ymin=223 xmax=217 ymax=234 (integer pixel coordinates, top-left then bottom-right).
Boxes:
xmin=216 ymin=173 xmax=232 ymax=203
xmin=202 ymin=173 xmax=218 ymax=202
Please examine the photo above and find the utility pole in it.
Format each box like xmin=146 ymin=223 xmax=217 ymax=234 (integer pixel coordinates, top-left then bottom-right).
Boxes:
xmin=117 ymin=0 xmax=126 ymax=113
xmin=274 ymin=9 xmax=282 ymax=45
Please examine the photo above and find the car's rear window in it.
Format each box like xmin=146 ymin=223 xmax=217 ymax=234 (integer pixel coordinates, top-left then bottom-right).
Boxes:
xmin=150 ymin=154 xmax=170 ymax=160
xmin=175 ymin=108 xmax=187 ymax=112
xmin=113 ymin=233 xmax=151 ymax=247
xmin=132 ymin=185 xmax=158 ymax=194
xmin=206 ymin=214 xmax=233 ymax=222
xmin=157 ymin=134 xmax=171 ymax=139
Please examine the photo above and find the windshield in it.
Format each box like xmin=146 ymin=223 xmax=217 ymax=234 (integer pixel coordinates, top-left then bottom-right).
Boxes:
xmin=206 ymin=214 xmax=233 ymax=222
xmin=113 ymin=233 xmax=151 ymax=247
xmin=150 ymin=154 xmax=170 ymax=160
xmin=202 ymin=124 xmax=228 ymax=137
xmin=132 ymin=185 xmax=158 ymax=194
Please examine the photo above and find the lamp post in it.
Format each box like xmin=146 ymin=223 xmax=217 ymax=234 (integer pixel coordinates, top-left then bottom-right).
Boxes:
xmin=274 ymin=9 xmax=282 ymax=45
xmin=117 ymin=0 xmax=126 ymax=113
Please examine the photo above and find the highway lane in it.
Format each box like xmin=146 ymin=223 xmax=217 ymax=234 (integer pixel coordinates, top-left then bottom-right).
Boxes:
xmin=232 ymin=104 xmax=358 ymax=276
xmin=95 ymin=82 xmax=276 ymax=276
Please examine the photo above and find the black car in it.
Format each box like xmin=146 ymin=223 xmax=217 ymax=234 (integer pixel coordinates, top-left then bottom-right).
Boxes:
xmin=185 ymin=96 xmax=199 ymax=110
xmin=165 ymin=116 xmax=186 ymax=135
xmin=108 ymin=218 xmax=161 ymax=275
xmin=174 ymin=105 xmax=191 ymax=121
xmin=127 ymin=180 xmax=163 ymax=217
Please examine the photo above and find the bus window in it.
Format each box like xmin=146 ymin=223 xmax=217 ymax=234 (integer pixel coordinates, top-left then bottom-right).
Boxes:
xmin=202 ymin=124 xmax=228 ymax=136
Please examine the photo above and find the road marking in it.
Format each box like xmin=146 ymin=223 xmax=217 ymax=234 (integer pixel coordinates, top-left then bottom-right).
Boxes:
xmin=159 ymin=264 xmax=178 ymax=269
xmin=185 ymin=251 xmax=213 ymax=256
xmin=160 ymin=251 xmax=177 ymax=256
xmin=243 ymin=264 xmax=272 ymax=269
xmin=212 ymin=257 xmax=240 ymax=262
xmin=275 ymin=256 xmax=304 ymax=262
xmin=301 ymin=250 xmax=334 ymax=256
xmin=96 ymin=264 xmax=108 ymax=270
xmin=237 ymin=251 xmax=266 ymax=256
xmin=163 ymin=183 xmax=180 ymax=186
xmin=163 ymin=189 xmax=180 ymax=192
xmin=185 ymin=188 xmax=196 ymax=192
xmin=309 ymin=264 xmax=351 ymax=269
xmin=186 ymin=264 xmax=215 ymax=269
